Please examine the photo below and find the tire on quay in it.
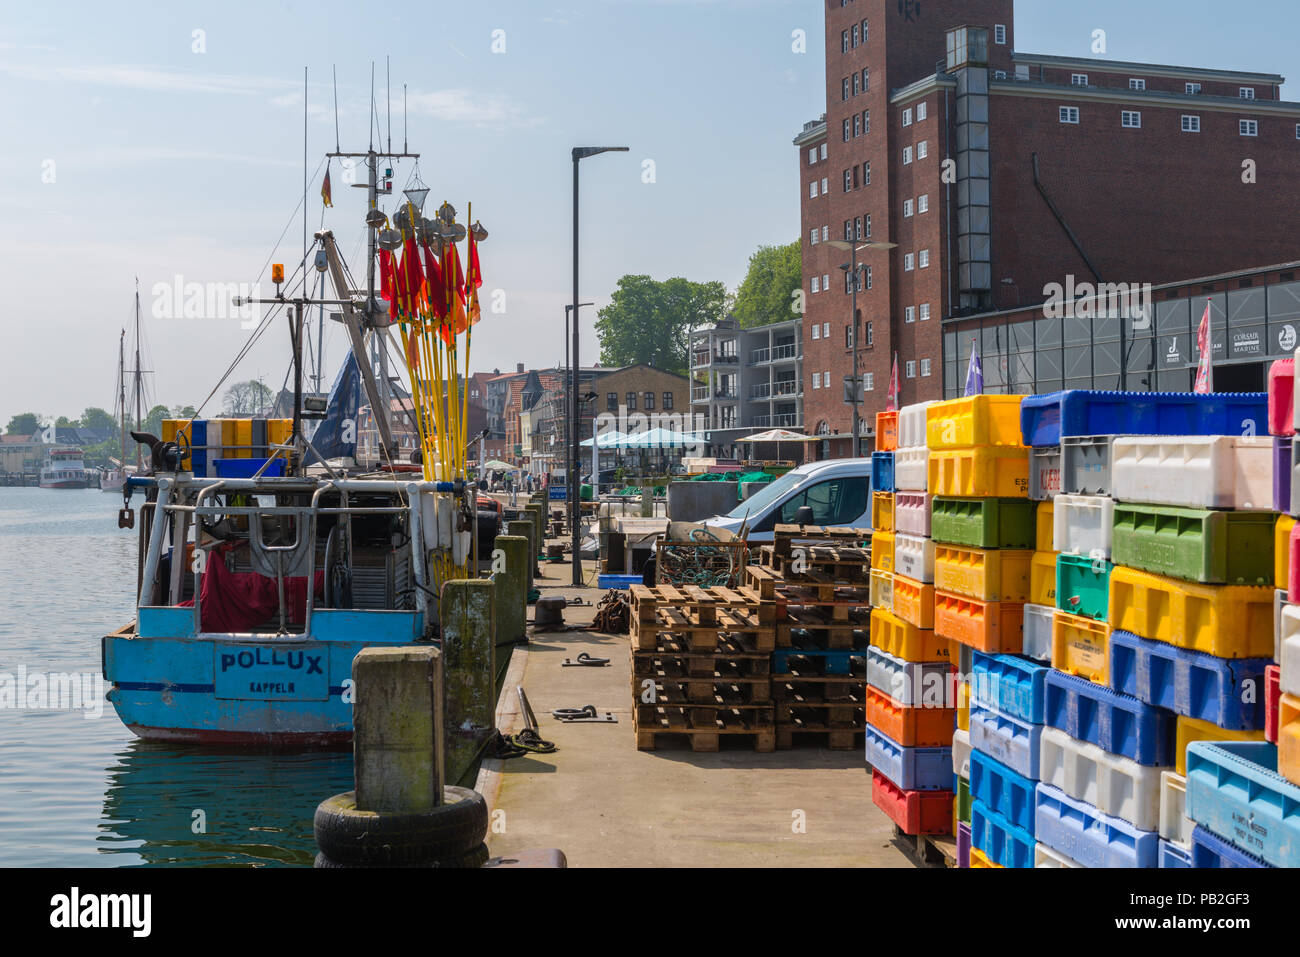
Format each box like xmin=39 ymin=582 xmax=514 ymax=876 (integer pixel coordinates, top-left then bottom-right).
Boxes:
xmin=313 ymin=787 xmax=489 ymax=867
xmin=314 ymin=843 xmax=491 ymax=869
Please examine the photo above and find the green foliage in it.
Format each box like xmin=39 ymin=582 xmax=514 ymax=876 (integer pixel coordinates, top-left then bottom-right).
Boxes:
xmin=732 ymin=241 xmax=802 ymax=329
xmin=55 ymin=416 xmax=76 ymax=428
xmin=79 ymin=407 xmax=115 ymax=430
xmin=142 ymin=404 xmax=171 ymax=437
xmin=5 ymin=413 xmax=39 ymax=435
xmin=595 ymin=275 xmax=728 ymax=376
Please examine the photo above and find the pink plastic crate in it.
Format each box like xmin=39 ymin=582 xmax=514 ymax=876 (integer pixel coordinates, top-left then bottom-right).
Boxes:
xmin=1268 ymin=664 xmax=1282 ymax=744
xmin=1271 ymin=358 xmax=1295 ymax=437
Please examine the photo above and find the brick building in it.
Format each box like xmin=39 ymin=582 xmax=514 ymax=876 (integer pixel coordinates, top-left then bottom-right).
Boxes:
xmin=798 ymin=0 xmax=1300 ymax=457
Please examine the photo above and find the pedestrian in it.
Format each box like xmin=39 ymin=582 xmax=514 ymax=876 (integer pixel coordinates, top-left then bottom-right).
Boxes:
xmin=505 ymin=470 xmax=515 ymax=506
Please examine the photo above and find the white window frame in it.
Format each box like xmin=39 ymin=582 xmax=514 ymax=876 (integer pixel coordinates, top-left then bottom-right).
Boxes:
xmin=864 ymin=265 xmax=872 ymax=290
xmin=904 ymin=306 xmax=916 ymax=324
xmin=863 ymin=373 xmax=874 ymax=391
xmin=1186 ymin=82 xmax=1201 ymax=94
xmin=821 ymin=177 xmax=828 ymax=194
xmin=920 ymin=358 xmax=932 ymax=378
xmin=822 ymin=226 xmax=829 ymax=241
xmin=994 ymin=24 xmax=1007 ymax=45
xmin=863 ymin=161 xmax=871 ymax=185
xmin=903 ymin=108 xmax=913 ymax=127
xmin=810 ymin=275 xmax=820 ymax=293
xmin=919 ymin=249 xmax=930 ymax=268
xmin=918 ymin=194 xmax=929 ymax=213
xmin=808 ymin=148 xmax=816 ymax=165
xmin=917 ymin=140 xmax=928 ymax=158
xmin=1182 ymin=114 xmax=1201 ymax=133
xmin=810 ymin=229 xmax=819 ymax=245
xmin=1122 ymin=110 xmax=1142 ymax=129
xmin=902 ymin=146 xmax=913 ymax=164
xmin=916 ymin=101 xmax=927 ymax=122
xmin=823 ymin=322 xmax=830 ymax=338
xmin=823 ymin=273 xmax=830 ymax=289
xmin=903 ymin=198 xmax=914 ymax=218
xmin=844 ymin=170 xmax=853 ymax=192
xmin=1129 ymin=78 xmax=1146 ymax=91
xmin=812 ymin=372 xmax=821 ymax=389
xmin=1060 ymin=106 xmax=1080 ymax=124
xmin=920 ymin=303 xmax=931 ymax=321
xmin=906 ymin=360 xmax=916 ymax=379
xmin=904 ymin=253 xmax=915 ymax=272
xmin=994 ymin=70 xmax=1008 ymax=79
xmin=811 ymin=324 xmax=820 ymax=340
xmin=820 ymin=143 xmax=827 ymax=160
xmin=809 ymin=181 xmax=818 ymax=198
xmin=1241 ymin=119 xmax=1258 ymax=137
xmin=1241 ymin=87 xmax=1256 ymax=100
xmin=1071 ymin=73 xmax=1088 ymax=86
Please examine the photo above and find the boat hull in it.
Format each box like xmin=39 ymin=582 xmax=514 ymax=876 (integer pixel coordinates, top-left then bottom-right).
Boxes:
xmin=41 ymin=479 xmax=88 ymax=489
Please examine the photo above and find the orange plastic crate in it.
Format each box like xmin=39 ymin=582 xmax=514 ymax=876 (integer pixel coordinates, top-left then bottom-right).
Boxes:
xmin=892 ymin=575 xmax=936 ymax=629
xmin=934 ymin=591 xmax=1025 ymax=654
xmin=865 ymin=685 xmax=956 ymax=747
xmin=872 ymin=770 xmax=953 ymax=836
xmin=876 ymin=410 xmax=899 ymax=452
xmin=1274 ymin=694 xmax=1300 ymax=787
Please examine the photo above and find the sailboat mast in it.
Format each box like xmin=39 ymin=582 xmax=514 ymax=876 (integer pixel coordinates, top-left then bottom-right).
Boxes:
xmin=118 ymin=329 xmax=126 ymax=468
xmin=134 ymin=281 xmax=143 ymax=470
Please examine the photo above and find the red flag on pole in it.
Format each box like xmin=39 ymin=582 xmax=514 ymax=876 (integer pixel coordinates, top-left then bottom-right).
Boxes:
xmin=321 ymin=163 xmax=333 ymax=208
xmin=422 ymin=247 xmax=446 ymax=319
xmin=1194 ymin=298 xmax=1214 ymax=394
xmin=886 ymin=353 xmax=901 ymax=412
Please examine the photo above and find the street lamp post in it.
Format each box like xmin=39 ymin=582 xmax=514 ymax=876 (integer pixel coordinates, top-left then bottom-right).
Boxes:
xmin=828 ymin=239 xmax=897 ymax=458
xmin=571 ymin=146 xmax=628 ymax=587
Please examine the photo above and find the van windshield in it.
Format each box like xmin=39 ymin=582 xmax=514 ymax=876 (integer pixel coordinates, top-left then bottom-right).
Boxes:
xmin=722 ymin=471 xmax=805 ymax=520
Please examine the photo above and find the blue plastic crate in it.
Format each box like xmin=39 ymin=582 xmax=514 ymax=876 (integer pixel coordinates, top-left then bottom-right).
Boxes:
xmin=1044 ymin=670 xmax=1176 ymax=767
xmin=971 ymin=651 xmax=1049 ymax=724
xmin=213 ymin=457 xmax=285 ymax=478
xmin=597 ymin=574 xmax=642 ymax=590
xmin=1109 ymin=630 xmax=1268 ymax=731
xmin=1185 ymin=740 xmax=1300 ymax=868
xmin=772 ymin=648 xmax=865 ymax=676
xmin=864 ymin=724 xmax=950 ymax=791
xmin=1034 ymin=782 xmax=1160 ymax=868
xmin=969 ymin=750 xmax=1037 ymax=834
xmin=968 ymin=701 xmax=1043 ymax=780
xmin=1020 ymin=390 xmax=1269 ymax=447
xmin=1190 ymin=825 xmax=1273 ymax=868
xmin=871 ymin=452 xmax=895 ymax=493
xmin=970 ymin=800 xmax=1036 ymax=868
xmin=1158 ymin=839 xmax=1193 ymax=868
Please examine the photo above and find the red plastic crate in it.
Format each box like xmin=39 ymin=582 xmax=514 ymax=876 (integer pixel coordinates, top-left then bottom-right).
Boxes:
xmin=871 ymin=769 xmax=954 ymax=835
xmin=1270 ymin=358 xmax=1295 ymax=438
xmin=1267 ymin=664 xmax=1282 ymax=744
xmin=877 ymin=410 xmax=899 ymax=452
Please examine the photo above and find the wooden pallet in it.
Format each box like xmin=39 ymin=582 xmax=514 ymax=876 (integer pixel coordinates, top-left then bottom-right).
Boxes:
xmin=775 ymin=608 xmax=871 ymax=649
xmin=635 ymin=676 xmax=773 ymax=706
xmin=771 ymin=524 xmax=873 ymax=554
xmin=773 ymin=725 xmax=865 ymax=751
xmin=631 ymin=607 xmax=777 ymax=653
xmin=632 ymin=650 xmax=771 ymax=680
xmin=631 ymin=583 xmax=775 ymax=621
xmin=634 ymin=706 xmax=776 ymax=752
xmin=772 ymin=675 xmax=867 ymax=703
xmin=759 ymin=544 xmax=872 ymax=583
xmin=892 ymin=826 xmax=959 ymax=868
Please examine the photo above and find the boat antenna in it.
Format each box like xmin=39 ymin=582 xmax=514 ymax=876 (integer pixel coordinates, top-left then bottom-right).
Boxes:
xmin=386 ymin=55 xmax=391 ymax=155
xmin=403 ymin=82 xmax=407 ymax=154
xmin=133 ymin=277 xmax=143 ymax=470
xmin=368 ymin=61 xmax=374 ymax=152
xmin=303 ymin=66 xmax=308 ymax=296
xmin=332 ymin=64 xmax=340 ymax=153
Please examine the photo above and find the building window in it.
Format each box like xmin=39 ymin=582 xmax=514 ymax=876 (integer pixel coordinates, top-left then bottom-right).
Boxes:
xmin=626 ymin=392 xmax=636 ymax=410
xmin=644 ymin=391 xmax=655 ymax=410
xmin=1241 ymin=87 xmax=1256 ymax=100
xmin=843 ymin=119 xmax=851 ymax=142
xmin=606 ymin=393 xmax=617 ymax=411
xmin=903 ymin=108 xmax=913 ymax=127
xmin=854 ymin=216 xmax=862 ymax=239
xmin=845 ymin=271 xmax=853 ymax=294
xmin=920 ymin=358 xmax=932 ymax=377
xmin=812 ymin=372 xmax=821 ymax=390
xmin=1296 ymin=124 xmax=1300 ymax=140
xmin=1182 ymin=114 xmax=1201 ymax=133
xmin=919 ymin=249 xmax=930 ymax=268
xmin=812 ymin=323 xmax=820 ymax=340
xmin=1186 ymin=82 xmax=1201 ymax=94
xmin=862 ymin=110 xmax=870 ymax=134
xmin=1129 ymin=78 xmax=1146 ymax=91
xmin=842 ymin=77 xmax=850 ymax=101
xmin=861 ymin=214 xmax=870 ymax=238
xmin=1241 ymin=119 xmax=1259 ymax=137
xmin=864 ymin=265 xmax=872 ymax=290
xmin=904 ymin=253 xmax=915 ymax=272
xmin=863 ymin=161 xmax=871 ymax=185
xmin=1071 ymin=74 xmax=1088 ymax=86
xmin=917 ymin=140 xmax=928 ymax=158
xmin=1122 ymin=110 xmax=1142 ymax=128
xmin=821 ymin=177 xmax=828 ymax=193
xmin=853 ymin=114 xmax=861 ymax=137
xmin=920 ymin=302 xmax=931 ymax=321
xmin=916 ymin=101 xmax=927 ymax=122
xmin=861 ymin=18 xmax=868 ymax=42
xmin=841 ymin=30 xmax=849 ymax=54
xmin=994 ymin=23 xmax=1007 ymax=44
xmin=903 ymin=198 xmax=914 ymax=218
xmin=1060 ymin=106 xmax=1080 ymax=124
xmin=808 ymin=147 xmax=816 ymax=165
xmin=903 ymin=146 xmax=913 ymax=164
xmin=862 ymin=68 xmax=869 ymax=92
xmin=851 ymin=23 xmax=858 ymax=47
xmin=844 ymin=220 xmax=853 ymax=241
xmin=863 ymin=372 xmax=875 ymax=391
xmin=811 ymin=276 xmax=820 ymax=293
xmin=822 ymin=226 xmax=829 ymax=241
xmin=918 ymin=193 xmax=929 ymax=213
xmin=995 ymin=70 xmax=1007 ymax=79
xmin=809 ymin=181 xmax=818 ymax=198
xmin=663 ymin=392 xmax=673 ymax=410
xmin=823 ymin=273 xmax=830 ymax=289
xmin=905 ymin=306 xmax=916 ymax=323
xmin=844 ymin=169 xmax=853 ymax=191
xmin=846 ymin=325 xmax=854 ymax=347
xmin=906 ymin=360 xmax=916 ymax=379
xmin=810 ymin=228 xmax=819 ymax=246
xmin=820 ymin=143 xmax=826 ymax=160
xmin=866 ymin=321 xmax=873 ymax=346
xmin=823 ymin=322 xmax=830 ymax=338
xmin=852 ymin=72 xmax=860 ymax=96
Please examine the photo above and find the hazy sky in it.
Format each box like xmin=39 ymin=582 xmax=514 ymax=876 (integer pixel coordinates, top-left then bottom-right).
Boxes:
xmin=1 ymin=0 xmax=1296 ymax=424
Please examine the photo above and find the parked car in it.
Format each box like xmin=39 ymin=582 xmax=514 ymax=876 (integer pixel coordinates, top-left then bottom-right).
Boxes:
xmin=700 ymin=458 xmax=873 ymax=543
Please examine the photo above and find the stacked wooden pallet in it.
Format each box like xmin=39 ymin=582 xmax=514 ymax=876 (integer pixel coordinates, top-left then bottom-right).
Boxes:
xmin=630 ymin=583 xmax=777 ymax=752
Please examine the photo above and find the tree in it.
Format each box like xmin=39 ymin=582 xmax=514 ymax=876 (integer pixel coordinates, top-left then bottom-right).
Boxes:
xmin=732 ymin=241 xmax=802 ymax=329
xmin=595 ymin=275 xmax=728 ymax=376
xmin=172 ymin=405 xmax=197 ymax=419
xmin=142 ymin=404 xmax=171 ymax=438
xmin=55 ymin=415 xmax=76 ymax=428
xmin=222 ymin=380 xmax=273 ymax=417
xmin=80 ymin=407 xmax=115 ymax=430
xmin=6 ymin=413 xmax=39 ymax=435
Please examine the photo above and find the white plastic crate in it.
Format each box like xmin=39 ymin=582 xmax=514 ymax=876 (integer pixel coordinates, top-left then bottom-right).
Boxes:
xmin=1022 ymin=603 xmax=1055 ymax=663
xmin=898 ymin=401 xmax=937 ymax=450
xmin=869 ymin=568 xmax=894 ymax=613
xmin=1039 ymin=726 xmax=1165 ymax=832
xmin=894 ymin=491 xmax=932 ymax=537
xmin=951 ymin=727 xmax=971 ymax=779
xmin=1052 ymin=493 xmax=1114 ymax=558
xmin=893 ymin=445 xmax=929 ymax=492
xmin=1282 ymin=603 xmax=1300 ymax=696
xmin=1034 ymin=843 xmax=1085 ymax=868
xmin=1111 ymin=435 xmax=1274 ymax=510
xmin=1276 ymin=588 xmax=1288 ymax=665
xmin=893 ymin=533 xmax=935 ymax=583
xmin=1158 ymin=771 xmax=1193 ymax=849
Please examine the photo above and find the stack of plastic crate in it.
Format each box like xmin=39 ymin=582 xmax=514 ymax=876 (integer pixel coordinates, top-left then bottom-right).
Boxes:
xmin=923 ymin=395 xmax=1036 ymax=867
xmin=1276 ymin=355 xmax=1300 ymax=797
xmin=866 ymin=403 xmax=956 ymax=842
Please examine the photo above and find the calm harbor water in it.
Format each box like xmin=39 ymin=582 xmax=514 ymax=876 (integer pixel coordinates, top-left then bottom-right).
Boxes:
xmin=0 ymin=488 xmax=351 ymax=867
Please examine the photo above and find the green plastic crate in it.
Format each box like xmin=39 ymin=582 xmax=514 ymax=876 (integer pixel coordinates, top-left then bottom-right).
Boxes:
xmin=1111 ymin=504 xmax=1274 ymax=586
xmin=956 ymin=775 xmax=972 ymax=825
xmin=1055 ymin=553 xmax=1112 ymax=621
xmin=931 ymin=497 xmax=1037 ymax=549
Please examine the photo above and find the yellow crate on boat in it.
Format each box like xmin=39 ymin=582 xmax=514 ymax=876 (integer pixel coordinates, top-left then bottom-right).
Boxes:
xmin=268 ymin=418 xmax=292 ymax=452
xmin=232 ymin=418 xmax=252 ymax=458
xmin=162 ymin=419 xmax=192 ymax=470
xmin=1030 ymin=551 xmax=1059 ymax=606
xmin=872 ymin=530 xmax=896 ymax=573
xmin=1277 ymin=515 xmax=1295 ymax=592
xmin=1036 ymin=499 xmax=1055 ymax=554
xmin=934 ymin=545 xmax=1033 ymax=602
xmin=1108 ymin=565 xmax=1274 ymax=659
xmin=1174 ymin=715 xmax=1267 ymax=776
xmin=870 ymin=608 xmax=949 ymax=664
xmin=928 ymin=447 xmax=1030 ymax=498
xmin=1051 ymin=610 xmax=1111 ymax=686
xmin=893 ymin=575 xmax=936 ymax=629
xmin=872 ymin=492 xmax=895 ymax=534
xmin=925 ymin=395 xmax=1028 ymax=450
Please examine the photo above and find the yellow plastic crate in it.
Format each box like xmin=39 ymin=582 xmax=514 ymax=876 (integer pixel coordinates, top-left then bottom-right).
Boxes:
xmin=268 ymin=418 xmax=292 ymax=450
xmin=1051 ymin=610 xmax=1111 ymax=686
xmin=934 ymin=545 xmax=1033 ymax=602
xmin=1280 ymin=694 xmax=1300 ymax=788
xmin=1030 ymin=551 xmax=1059 ymax=606
xmin=872 ymin=492 xmax=895 ymax=534
xmin=869 ymin=608 xmax=949 ymax=664
xmin=162 ymin=419 xmax=192 ymax=470
xmin=969 ymin=847 xmax=1004 ymax=868
xmin=232 ymin=418 xmax=252 ymax=459
xmin=1174 ymin=715 xmax=1267 ymax=776
xmin=872 ymin=530 xmax=896 ymax=574
xmin=1036 ymin=499 xmax=1055 ymax=554
xmin=1277 ymin=515 xmax=1295 ymax=592
xmin=934 ymin=591 xmax=1025 ymax=654
xmin=892 ymin=575 xmax=936 ymax=629
xmin=1108 ymin=565 xmax=1274 ymax=659
xmin=925 ymin=395 xmax=1028 ymax=450
xmin=928 ymin=447 xmax=1030 ymax=498
xmin=957 ymin=678 xmax=971 ymax=731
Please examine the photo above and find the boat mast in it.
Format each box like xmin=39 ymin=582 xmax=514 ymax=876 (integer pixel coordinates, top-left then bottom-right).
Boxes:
xmin=118 ymin=328 xmax=126 ymax=470
xmin=133 ymin=279 xmax=143 ymax=470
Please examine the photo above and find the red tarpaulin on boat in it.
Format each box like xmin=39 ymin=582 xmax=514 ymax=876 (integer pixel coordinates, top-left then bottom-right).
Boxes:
xmin=180 ymin=543 xmax=324 ymax=633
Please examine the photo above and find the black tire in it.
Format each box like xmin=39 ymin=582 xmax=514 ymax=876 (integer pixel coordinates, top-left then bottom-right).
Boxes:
xmin=313 ymin=786 xmax=488 ymax=866
xmin=314 ymin=843 xmax=489 ymax=869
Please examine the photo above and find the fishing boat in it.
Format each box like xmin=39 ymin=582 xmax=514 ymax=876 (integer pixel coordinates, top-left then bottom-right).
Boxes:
xmin=41 ymin=448 xmax=89 ymax=489
xmin=103 ymin=319 xmax=145 ymax=493
xmin=102 ymin=121 xmax=491 ymax=747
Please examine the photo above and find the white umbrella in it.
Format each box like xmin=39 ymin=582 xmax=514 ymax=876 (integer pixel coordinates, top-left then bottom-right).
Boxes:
xmin=734 ymin=428 xmax=819 ymax=462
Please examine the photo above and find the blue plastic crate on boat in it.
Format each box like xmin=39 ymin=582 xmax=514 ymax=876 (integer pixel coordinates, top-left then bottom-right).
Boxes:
xmin=1034 ymin=782 xmax=1160 ymax=868
xmin=970 ymin=800 xmax=1036 ymax=868
xmin=1185 ymin=740 xmax=1300 ymax=868
xmin=1158 ymin=839 xmax=1193 ymax=868
xmin=971 ymin=650 xmax=1049 ymax=724
xmin=1044 ymin=670 xmax=1176 ymax=767
xmin=1190 ymin=825 xmax=1273 ymax=868
xmin=1019 ymin=390 xmax=1269 ymax=448
xmin=863 ymin=724 xmax=951 ymax=791
xmin=970 ymin=749 xmax=1037 ymax=833
xmin=968 ymin=701 xmax=1043 ymax=780
xmin=1109 ymin=630 xmax=1268 ymax=731
xmin=872 ymin=452 xmax=895 ymax=493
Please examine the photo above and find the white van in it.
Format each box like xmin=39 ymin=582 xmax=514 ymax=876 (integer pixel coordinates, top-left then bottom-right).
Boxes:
xmin=701 ymin=458 xmax=874 ymax=543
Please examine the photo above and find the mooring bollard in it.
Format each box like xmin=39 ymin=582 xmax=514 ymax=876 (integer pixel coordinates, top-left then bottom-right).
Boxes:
xmin=441 ymin=579 xmax=497 ymax=785
xmin=524 ymin=501 xmax=544 ymax=550
xmin=507 ymin=519 xmax=535 ymax=591
xmin=493 ymin=533 xmax=528 ymax=645
xmin=640 ymin=488 xmax=654 ymax=518
xmin=312 ymin=646 xmax=490 ymax=867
